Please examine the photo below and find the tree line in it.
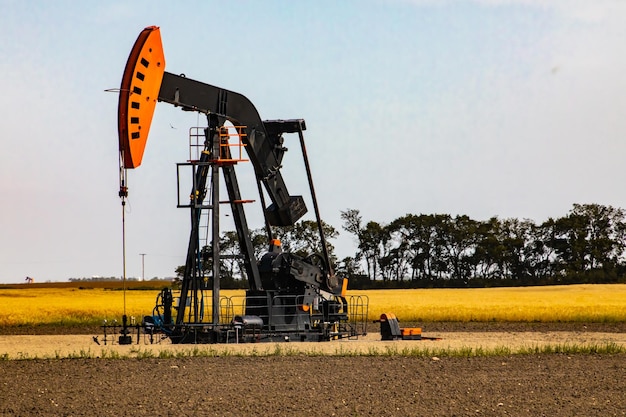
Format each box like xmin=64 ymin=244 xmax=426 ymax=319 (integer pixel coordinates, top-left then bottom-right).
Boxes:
xmin=180 ymin=203 xmax=626 ymax=288
xmin=339 ymin=203 xmax=626 ymax=288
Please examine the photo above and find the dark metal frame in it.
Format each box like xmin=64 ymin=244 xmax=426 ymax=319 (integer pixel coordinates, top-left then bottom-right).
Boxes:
xmin=112 ymin=70 xmax=369 ymax=344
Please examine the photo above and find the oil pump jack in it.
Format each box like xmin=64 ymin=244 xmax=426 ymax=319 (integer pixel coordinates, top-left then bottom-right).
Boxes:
xmin=117 ymin=27 xmax=367 ymax=343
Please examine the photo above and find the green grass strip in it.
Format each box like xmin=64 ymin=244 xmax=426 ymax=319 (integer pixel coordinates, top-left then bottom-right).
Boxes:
xmin=1 ymin=342 xmax=625 ymax=360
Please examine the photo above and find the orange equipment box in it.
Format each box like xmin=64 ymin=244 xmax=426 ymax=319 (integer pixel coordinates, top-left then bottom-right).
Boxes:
xmin=401 ymin=327 xmax=422 ymax=340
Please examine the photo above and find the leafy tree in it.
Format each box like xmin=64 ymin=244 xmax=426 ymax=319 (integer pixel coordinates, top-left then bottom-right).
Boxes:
xmin=435 ymin=215 xmax=478 ymax=282
xmin=550 ymin=204 xmax=626 ymax=281
xmin=341 ymin=209 xmax=384 ymax=280
xmin=571 ymin=204 xmax=626 ymax=272
xmin=525 ymin=218 xmax=559 ymax=283
xmin=500 ymin=218 xmax=535 ymax=281
xmin=360 ymin=221 xmax=390 ymax=281
xmin=335 ymin=256 xmax=363 ymax=277
xmin=477 ymin=217 xmax=536 ymax=281
xmin=340 ymin=208 xmax=363 ymax=238
xmin=273 ymin=220 xmax=337 ymax=256
xmin=472 ymin=217 xmax=506 ymax=280
xmin=388 ymin=214 xmax=439 ymax=281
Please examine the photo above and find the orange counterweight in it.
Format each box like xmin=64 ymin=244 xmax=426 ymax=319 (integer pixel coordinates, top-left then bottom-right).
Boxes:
xmin=118 ymin=26 xmax=166 ymax=169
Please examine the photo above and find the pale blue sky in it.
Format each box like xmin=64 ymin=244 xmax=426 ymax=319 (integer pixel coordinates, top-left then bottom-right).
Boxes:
xmin=1 ymin=0 xmax=625 ymax=282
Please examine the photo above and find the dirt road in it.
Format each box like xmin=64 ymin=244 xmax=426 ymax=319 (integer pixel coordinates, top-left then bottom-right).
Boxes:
xmin=1 ymin=329 xmax=625 ymax=359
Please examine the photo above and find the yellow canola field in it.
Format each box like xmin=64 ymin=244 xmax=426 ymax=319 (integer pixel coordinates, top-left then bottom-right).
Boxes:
xmin=358 ymin=284 xmax=626 ymax=322
xmin=0 ymin=288 xmax=243 ymax=328
xmin=0 ymin=284 xmax=625 ymax=327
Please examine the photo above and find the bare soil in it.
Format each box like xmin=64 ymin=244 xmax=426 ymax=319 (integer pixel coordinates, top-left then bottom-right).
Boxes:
xmin=1 ymin=323 xmax=625 ymax=416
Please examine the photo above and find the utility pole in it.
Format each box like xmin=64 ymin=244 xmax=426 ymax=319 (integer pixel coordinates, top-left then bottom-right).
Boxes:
xmin=140 ymin=253 xmax=146 ymax=281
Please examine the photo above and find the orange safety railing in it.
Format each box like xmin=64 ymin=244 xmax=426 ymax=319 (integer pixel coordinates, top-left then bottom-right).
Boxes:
xmin=218 ymin=126 xmax=249 ymax=163
xmin=187 ymin=126 xmax=249 ymax=163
